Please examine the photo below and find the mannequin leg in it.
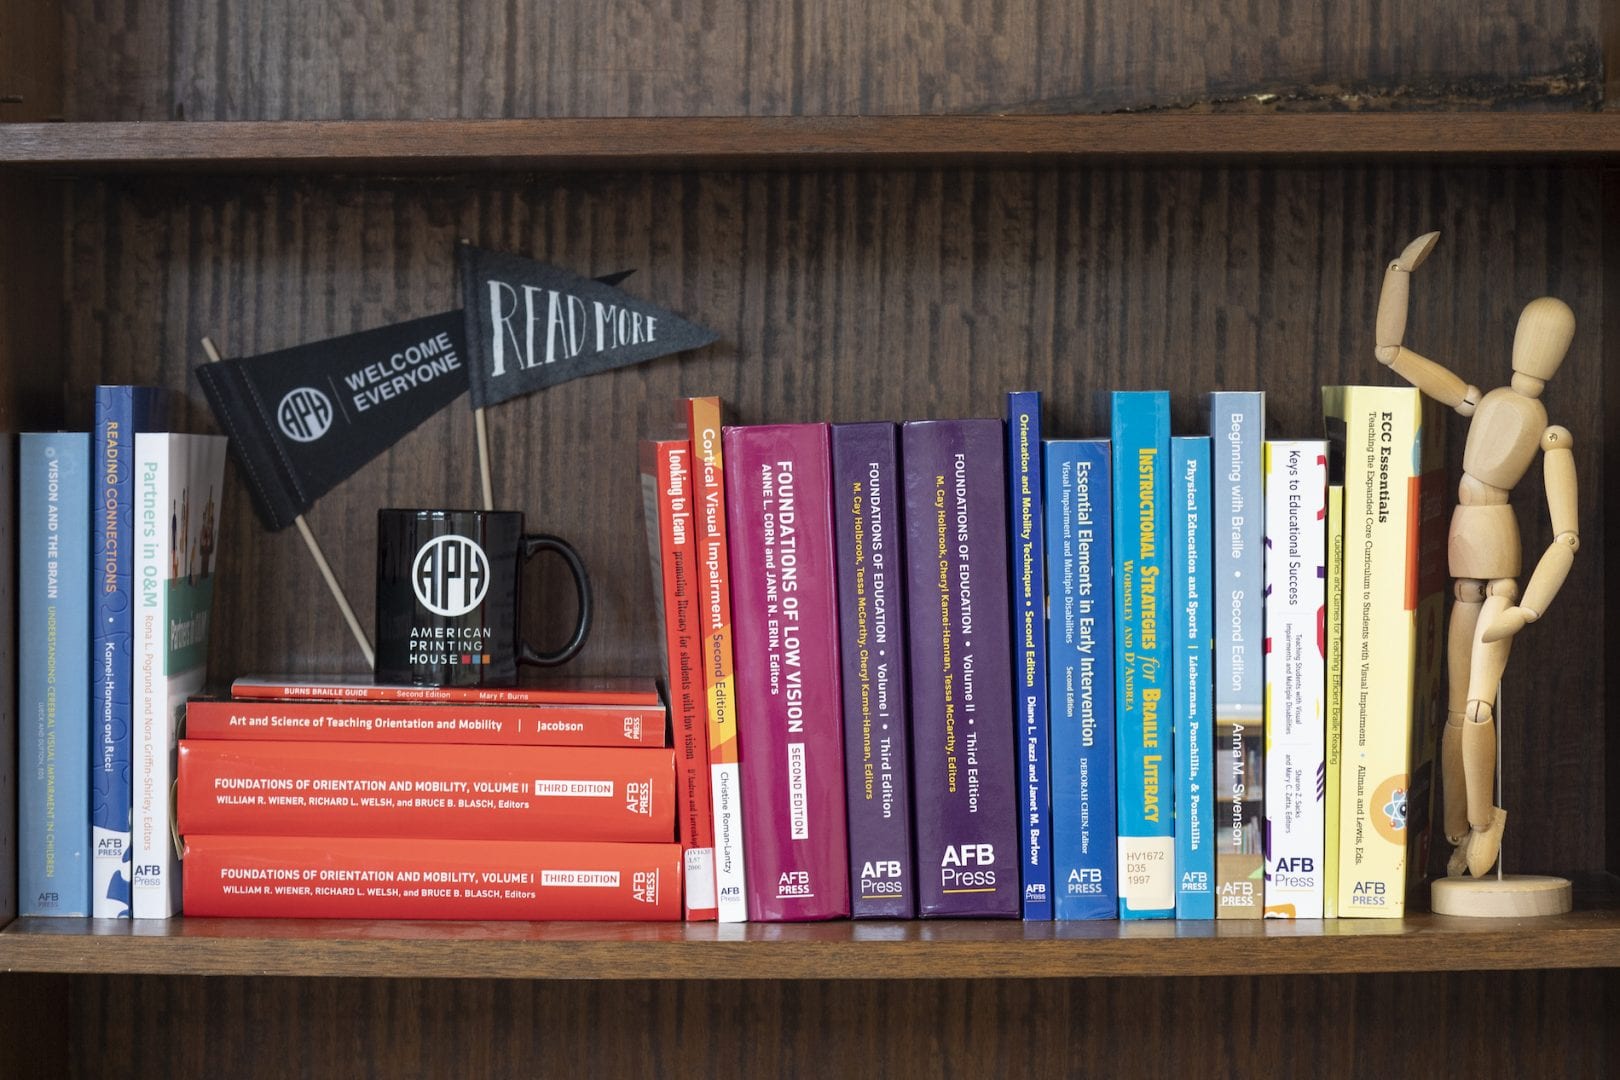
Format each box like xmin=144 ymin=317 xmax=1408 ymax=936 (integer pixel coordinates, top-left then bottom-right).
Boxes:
xmin=1443 ymin=580 xmax=1484 ymax=846
xmin=1459 ymin=578 xmax=1518 ymax=877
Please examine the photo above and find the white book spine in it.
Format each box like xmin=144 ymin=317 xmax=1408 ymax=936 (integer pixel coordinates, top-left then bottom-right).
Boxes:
xmin=132 ymin=433 xmax=175 ymax=918
xmin=1262 ymin=440 xmax=1328 ymax=919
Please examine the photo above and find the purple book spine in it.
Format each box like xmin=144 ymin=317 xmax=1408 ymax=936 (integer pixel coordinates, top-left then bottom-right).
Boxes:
xmin=723 ymin=423 xmax=851 ymax=921
xmin=832 ymin=422 xmax=916 ymax=919
xmin=902 ymin=419 xmax=1021 ymax=917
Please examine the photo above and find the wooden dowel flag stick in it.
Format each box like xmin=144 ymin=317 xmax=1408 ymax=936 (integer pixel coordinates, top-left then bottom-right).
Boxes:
xmin=201 ymin=335 xmax=377 ymax=669
xmin=474 ymin=406 xmax=495 ymax=511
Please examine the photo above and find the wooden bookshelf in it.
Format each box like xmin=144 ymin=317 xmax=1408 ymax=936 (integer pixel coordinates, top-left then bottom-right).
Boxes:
xmin=4 ymin=114 xmax=1620 ymax=173
xmin=6 ymin=880 xmax=1620 ymax=979
xmin=5 ymin=0 xmax=1620 ymax=1075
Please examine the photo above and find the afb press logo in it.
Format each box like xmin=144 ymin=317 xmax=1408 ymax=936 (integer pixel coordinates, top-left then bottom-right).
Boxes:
xmin=277 ymin=386 xmax=335 ymax=443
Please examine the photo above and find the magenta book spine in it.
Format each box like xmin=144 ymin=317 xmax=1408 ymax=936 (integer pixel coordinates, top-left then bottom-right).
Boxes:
xmin=723 ymin=423 xmax=851 ymax=920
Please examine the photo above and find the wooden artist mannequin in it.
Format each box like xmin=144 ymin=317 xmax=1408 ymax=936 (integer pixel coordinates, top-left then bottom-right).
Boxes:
xmin=1375 ymin=232 xmax=1578 ymax=914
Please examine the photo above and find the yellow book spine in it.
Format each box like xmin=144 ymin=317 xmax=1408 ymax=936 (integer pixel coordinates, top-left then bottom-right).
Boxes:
xmin=1334 ymin=386 xmax=1421 ymax=918
xmin=1324 ymin=483 xmax=1344 ymax=918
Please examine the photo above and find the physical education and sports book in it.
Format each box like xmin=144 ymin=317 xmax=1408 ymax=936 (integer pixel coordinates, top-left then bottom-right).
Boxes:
xmin=176 ymin=741 xmax=675 ymax=843
xmin=185 ymin=697 xmax=667 ymax=747
xmin=723 ymin=423 xmax=851 ymax=920
xmin=91 ymin=384 xmax=168 ymax=918
xmin=903 ymin=419 xmax=1020 ymax=918
xmin=1172 ymin=436 xmax=1215 ymax=920
xmin=182 ymin=835 xmax=682 ymax=920
xmin=1111 ymin=392 xmax=1175 ymax=920
xmin=1044 ymin=439 xmax=1117 ymax=920
xmin=1323 ymin=386 xmax=1444 ymax=917
xmin=684 ymin=396 xmax=748 ymax=923
xmin=1208 ymin=390 xmax=1266 ymax=919
xmin=1261 ymin=439 xmax=1327 ymax=919
xmin=19 ymin=433 xmax=93 ymax=916
xmin=1323 ymin=482 xmax=1345 ymax=918
xmin=1007 ymin=392 xmax=1051 ymax=920
xmin=640 ymin=437 xmax=717 ymax=920
xmin=832 ymin=421 xmax=915 ymax=919
xmin=132 ymin=432 xmax=228 ymax=918
xmin=230 ymin=674 xmax=662 ymax=707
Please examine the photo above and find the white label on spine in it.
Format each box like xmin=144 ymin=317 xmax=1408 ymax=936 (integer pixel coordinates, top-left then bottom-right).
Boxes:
xmin=787 ymin=742 xmax=809 ymax=840
xmin=1118 ymin=836 xmax=1176 ymax=911
xmin=685 ymin=847 xmax=717 ymax=909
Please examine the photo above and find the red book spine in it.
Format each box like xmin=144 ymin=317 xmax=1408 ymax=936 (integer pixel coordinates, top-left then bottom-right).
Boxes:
xmin=230 ymin=675 xmax=663 ymax=707
xmin=640 ymin=438 xmax=718 ymax=920
xmin=185 ymin=698 xmax=667 ymax=747
xmin=177 ymin=741 xmax=674 ymax=843
xmin=182 ymin=835 xmax=682 ymax=920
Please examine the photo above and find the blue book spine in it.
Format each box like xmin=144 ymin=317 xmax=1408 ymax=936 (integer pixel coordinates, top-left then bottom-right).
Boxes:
xmin=90 ymin=385 xmax=167 ymax=918
xmin=1172 ymin=437 xmax=1215 ymax=919
xmin=19 ymin=434 xmax=94 ymax=916
xmin=1045 ymin=439 xmax=1117 ymax=920
xmin=1007 ymin=392 xmax=1051 ymax=920
xmin=1111 ymin=391 xmax=1175 ymax=920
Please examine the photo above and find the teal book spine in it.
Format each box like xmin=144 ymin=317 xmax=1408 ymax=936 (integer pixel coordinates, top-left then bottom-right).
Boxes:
xmin=1110 ymin=392 xmax=1175 ymax=920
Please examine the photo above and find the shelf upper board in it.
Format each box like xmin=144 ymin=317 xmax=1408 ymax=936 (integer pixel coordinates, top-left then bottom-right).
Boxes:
xmin=2 ymin=115 xmax=1619 ymax=173
xmin=6 ymin=888 xmax=1620 ymax=979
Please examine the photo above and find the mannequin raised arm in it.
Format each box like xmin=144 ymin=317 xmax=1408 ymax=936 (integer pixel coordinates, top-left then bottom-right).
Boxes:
xmin=1374 ymin=232 xmax=1483 ymax=416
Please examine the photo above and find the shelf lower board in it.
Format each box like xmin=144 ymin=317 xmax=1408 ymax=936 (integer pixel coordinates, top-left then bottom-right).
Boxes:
xmin=3 ymin=114 xmax=1620 ymax=174
xmin=6 ymin=887 xmax=1620 ymax=980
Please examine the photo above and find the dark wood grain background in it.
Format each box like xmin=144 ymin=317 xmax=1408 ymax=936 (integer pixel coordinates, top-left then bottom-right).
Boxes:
xmin=57 ymin=0 xmax=1605 ymax=121
xmin=59 ymin=163 xmax=1607 ymax=878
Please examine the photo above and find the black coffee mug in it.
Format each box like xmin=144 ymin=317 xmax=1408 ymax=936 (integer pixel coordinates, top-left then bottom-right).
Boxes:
xmin=375 ymin=509 xmax=591 ymax=686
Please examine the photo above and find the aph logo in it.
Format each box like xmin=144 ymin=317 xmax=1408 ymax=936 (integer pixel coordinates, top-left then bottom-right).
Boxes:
xmin=412 ymin=535 xmax=490 ymax=616
xmin=277 ymin=387 xmax=334 ymax=443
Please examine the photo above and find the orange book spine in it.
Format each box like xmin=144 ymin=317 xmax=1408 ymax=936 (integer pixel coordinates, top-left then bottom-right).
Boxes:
xmin=640 ymin=438 xmax=717 ymax=919
xmin=182 ymin=835 xmax=682 ymax=920
xmin=685 ymin=396 xmax=747 ymax=922
xmin=176 ymin=740 xmax=674 ymax=842
xmin=185 ymin=698 xmax=667 ymax=747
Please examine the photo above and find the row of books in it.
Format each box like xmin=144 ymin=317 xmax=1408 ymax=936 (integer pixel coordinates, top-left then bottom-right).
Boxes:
xmin=644 ymin=388 xmax=1442 ymax=922
xmin=16 ymin=386 xmax=231 ymax=918
xmin=172 ymin=677 xmax=685 ymax=920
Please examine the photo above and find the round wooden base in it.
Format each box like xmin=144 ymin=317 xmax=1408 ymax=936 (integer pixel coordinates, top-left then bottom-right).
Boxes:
xmin=1430 ymin=874 xmax=1572 ymax=918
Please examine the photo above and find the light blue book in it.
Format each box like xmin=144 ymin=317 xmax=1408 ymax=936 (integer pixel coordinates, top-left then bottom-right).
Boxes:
xmin=1045 ymin=439 xmax=1117 ymax=920
xmin=1007 ymin=391 xmax=1051 ymax=920
xmin=1208 ymin=391 xmax=1266 ymax=919
xmin=1110 ymin=391 xmax=1174 ymax=920
xmin=19 ymin=433 xmax=93 ymax=916
xmin=1172 ymin=436 xmax=1215 ymax=919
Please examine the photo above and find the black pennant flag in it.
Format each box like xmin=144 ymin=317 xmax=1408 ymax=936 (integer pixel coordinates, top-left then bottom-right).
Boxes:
xmin=458 ymin=245 xmax=718 ymax=410
xmin=195 ymin=311 xmax=469 ymax=531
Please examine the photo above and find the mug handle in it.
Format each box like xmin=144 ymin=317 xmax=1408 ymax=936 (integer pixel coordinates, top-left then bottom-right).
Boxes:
xmin=517 ymin=534 xmax=592 ymax=666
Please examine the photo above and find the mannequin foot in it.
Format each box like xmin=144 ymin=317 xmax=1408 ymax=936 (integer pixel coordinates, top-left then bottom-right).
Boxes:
xmin=1449 ymin=807 xmax=1507 ymax=878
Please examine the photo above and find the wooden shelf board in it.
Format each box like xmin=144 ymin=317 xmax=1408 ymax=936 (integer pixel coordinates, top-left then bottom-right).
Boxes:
xmin=6 ymin=880 xmax=1620 ymax=979
xmin=2 ymin=114 xmax=1619 ymax=173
